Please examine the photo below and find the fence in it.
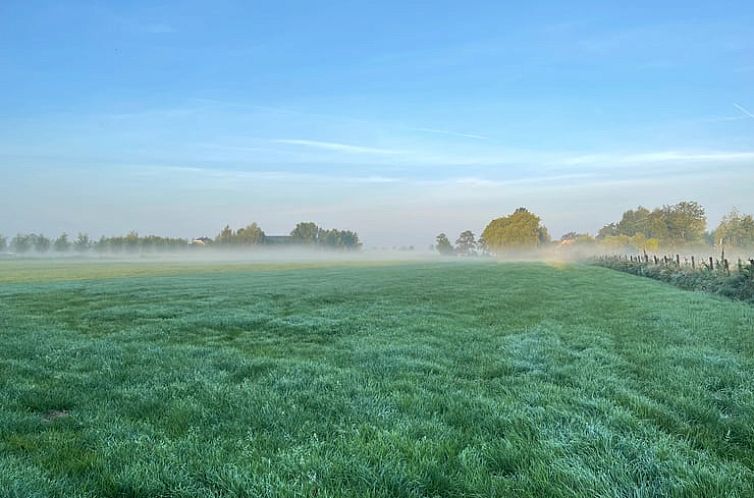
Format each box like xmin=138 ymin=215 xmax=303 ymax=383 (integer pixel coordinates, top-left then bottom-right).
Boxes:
xmin=598 ymin=252 xmax=754 ymax=276
xmin=594 ymin=252 xmax=754 ymax=303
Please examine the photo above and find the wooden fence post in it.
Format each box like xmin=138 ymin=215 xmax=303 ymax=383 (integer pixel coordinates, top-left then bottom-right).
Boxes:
xmin=691 ymin=255 xmax=695 ymax=269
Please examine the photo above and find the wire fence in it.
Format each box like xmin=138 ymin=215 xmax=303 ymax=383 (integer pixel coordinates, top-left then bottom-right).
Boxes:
xmin=594 ymin=252 xmax=754 ymax=303
xmin=597 ymin=252 xmax=754 ymax=275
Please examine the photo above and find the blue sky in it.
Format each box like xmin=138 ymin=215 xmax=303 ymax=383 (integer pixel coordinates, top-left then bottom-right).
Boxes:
xmin=1 ymin=1 xmax=753 ymax=246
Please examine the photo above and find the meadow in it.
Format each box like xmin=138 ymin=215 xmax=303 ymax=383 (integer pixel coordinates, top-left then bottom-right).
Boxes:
xmin=1 ymin=259 xmax=753 ymax=497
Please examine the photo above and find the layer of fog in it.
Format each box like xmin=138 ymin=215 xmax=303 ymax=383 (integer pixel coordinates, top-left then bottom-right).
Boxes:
xmin=2 ymin=245 xmax=746 ymax=266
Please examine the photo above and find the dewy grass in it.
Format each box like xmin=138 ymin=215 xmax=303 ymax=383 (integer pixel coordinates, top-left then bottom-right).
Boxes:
xmin=1 ymin=261 xmax=753 ymax=497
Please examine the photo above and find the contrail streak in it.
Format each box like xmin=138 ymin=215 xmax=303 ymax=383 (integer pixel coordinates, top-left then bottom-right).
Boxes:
xmin=734 ymin=103 xmax=754 ymax=118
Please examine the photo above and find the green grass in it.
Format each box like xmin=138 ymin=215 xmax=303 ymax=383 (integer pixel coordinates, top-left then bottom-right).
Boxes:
xmin=1 ymin=260 xmax=753 ymax=497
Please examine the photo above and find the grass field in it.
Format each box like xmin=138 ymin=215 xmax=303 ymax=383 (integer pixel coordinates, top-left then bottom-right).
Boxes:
xmin=1 ymin=260 xmax=754 ymax=497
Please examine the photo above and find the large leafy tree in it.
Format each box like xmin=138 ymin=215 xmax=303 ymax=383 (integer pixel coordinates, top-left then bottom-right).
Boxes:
xmin=74 ymin=233 xmax=91 ymax=252
xmin=616 ymin=206 xmax=652 ymax=236
xmin=435 ymin=233 xmax=454 ymax=255
xmin=715 ymin=209 xmax=754 ymax=249
xmin=481 ymin=208 xmax=550 ymax=251
xmin=477 ymin=235 xmax=489 ymax=255
xmin=596 ymin=223 xmax=619 ymax=239
xmin=215 ymin=225 xmax=234 ymax=245
xmin=32 ymin=234 xmax=51 ymax=253
xmin=663 ymin=201 xmax=706 ymax=244
xmin=290 ymin=222 xmax=321 ymax=244
xmin=11 ymin=234 xmax=32 ymax=253
xmin=455 ymin=230 xmax=477 ymax=256
xmin=0 ymin=234 xmax=6 ymax=252
xmin=334 ymin=230 xmax=361 ymax=249
xmin=236 ymin=223 xmax=266 ymax=245
xmin=319 ymin=228 xmax=361 ymax=249
xmin=54 ymin=233 xmax=71 ymax=252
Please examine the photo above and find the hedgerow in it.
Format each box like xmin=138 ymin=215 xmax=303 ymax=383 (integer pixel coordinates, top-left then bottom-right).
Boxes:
xmin=594 ymin=256 xmax=754 ymax=303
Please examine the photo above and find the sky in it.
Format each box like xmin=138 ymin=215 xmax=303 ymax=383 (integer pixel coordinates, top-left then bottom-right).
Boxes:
xmin=1 ymin=0 xmax=753 ymax=247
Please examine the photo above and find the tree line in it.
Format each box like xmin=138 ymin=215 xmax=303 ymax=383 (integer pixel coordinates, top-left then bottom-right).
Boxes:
xmin=595 ymin=202 xmax=754 ymax=252
xmin=213 ymin=222 xmax=361 ymax=249
xmin=0 ymin=232 xmax=192 ymax=254
xmin=434 ymin=203 xmax=754 ymax=255
xmin=0 ymin=221 xmax=361 ymax=254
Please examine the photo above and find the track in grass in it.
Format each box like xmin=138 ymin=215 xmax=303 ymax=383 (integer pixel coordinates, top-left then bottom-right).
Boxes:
xmin=1 ymin=261 xmax=753 ymax=497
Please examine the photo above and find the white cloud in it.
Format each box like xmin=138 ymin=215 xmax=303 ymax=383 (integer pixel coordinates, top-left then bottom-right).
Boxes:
xmin=409 ymin=127 xmax=489 ymax=140
xmin=559 ymin=150 xmax=754 ymax=166
xmin=272 ymin=139 xmax=403 ymax=155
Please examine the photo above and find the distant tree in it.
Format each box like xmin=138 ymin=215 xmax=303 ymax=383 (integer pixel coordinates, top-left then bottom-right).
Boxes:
xmin=54 ymin=233 xmax=71 ymax=252
xmin=616 ymin=206 xmax=652 ymax=236
xmin=73 ymin=233 xmax=91 ymax=252
xmin=602 ymin=201 xmax=706 ymax=247
xmin=32 ymin=234 xmax=51 ymax=253
xmin=663 ymin=201 xmax=706 ymax=245
xmin=124 ymin=231 xmax=140 ymax=252
xmin=236 ymin=223 xmax=266 ymax=245
xmin=11 ymin=234 xmax=32 ymax=253
xmin=290 ymin=222 xmax=322 ymax=244
xmin=560 ymin=232 xmax=595 ymax=245
xmin=91 ymin=233 xmax=188 ymax=253
xmin=597 ymin=223 xmax=619 ymax=239
xmin=319 ymin=228 xmax=362 ymax=249
xmin=435 ymin=233 xmax=454 ymax=255
xmin=0 ymin=234 xmax=6 ymax=252
xmin=715 ymin=209 xmax=754 ymax=249
xmin=215 ymin=225 xmax=235 ymax=245
xmin=337 ymin=230 xmax=361 ymax=249
xmin=94 ymin=236 xmax=107 ymax=253
xmin=600 ymin=233 xmax=659 ymax=252
xmin=477 ymin=236 xmax=489 ymax=256
xmin=481 ymin=208 xmax=550 ymax=251
xmin=455 ymin=230 xmax=477 ymax=256
xmin=646 ymin=210 xmax=669 ymax=242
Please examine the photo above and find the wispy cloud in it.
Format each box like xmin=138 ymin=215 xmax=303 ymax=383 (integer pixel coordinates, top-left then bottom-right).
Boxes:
xmin=694 ymin=115 xmax=750 ymax=124
xmin=734 ymin=103 xmax=754 ymax=119
xmin=103 ymin=106 xmax=203 ymax=121
xmin=197 ymin=143 xmax=273 ymax=154
xmin=559 ymin=150 xmax=754 ymax=166
xmin=156 ymin=165 xmax=401 ymax=185
xmin=409 ymin=127 xmax=489 ymax=141
xmin=419 ymin=173 xmax=596 ymax=188
xmin=272 ymin=139 xmax=403 ymax=155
